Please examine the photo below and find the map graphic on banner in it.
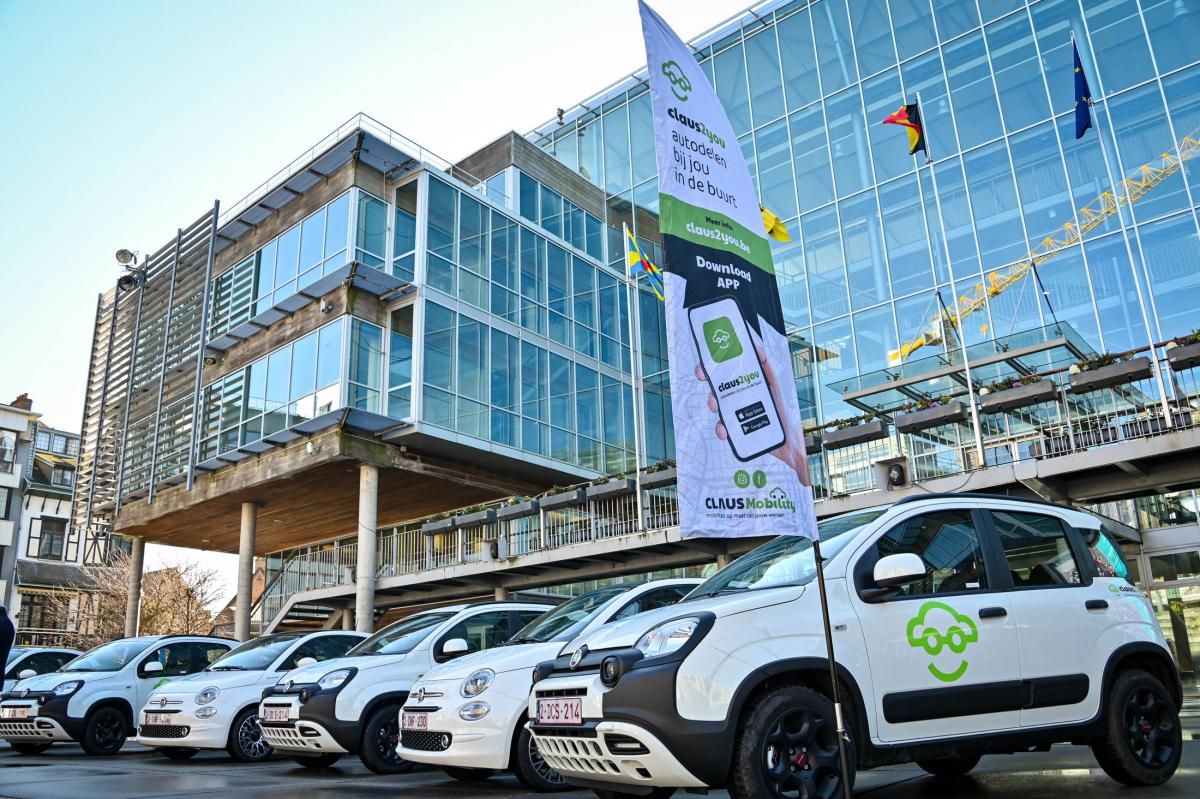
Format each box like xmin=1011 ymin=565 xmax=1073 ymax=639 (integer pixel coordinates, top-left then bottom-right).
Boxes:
xmin=638 ymin=0 xmax=818 ymax=540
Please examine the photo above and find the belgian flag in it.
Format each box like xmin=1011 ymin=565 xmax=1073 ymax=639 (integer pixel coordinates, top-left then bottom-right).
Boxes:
xmin=883 ymin=102 xmax=926 ymax=156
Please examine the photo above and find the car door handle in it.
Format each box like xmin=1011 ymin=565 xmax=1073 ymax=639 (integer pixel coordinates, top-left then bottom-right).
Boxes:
xmin=978 ymin=606 xmax=1008 ymax=619
xmin=1085 ymin=599 xmax=1109 ymax=611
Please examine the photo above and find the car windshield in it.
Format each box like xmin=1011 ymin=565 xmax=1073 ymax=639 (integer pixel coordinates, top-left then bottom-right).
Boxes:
xmin=6 ymin=648 xmax=29 ymax=665
xmin=347 ymin=612 xmax=454 ymax=656
xmin=509 ymin=585 xmax=632 ymax=644
xmin=61 ymin=638 xmax=156 ymax=672
xmin=687 ymin=509 xmax=888 ymax=600
xmin=207 ymin=633 xmax=305 ymax=671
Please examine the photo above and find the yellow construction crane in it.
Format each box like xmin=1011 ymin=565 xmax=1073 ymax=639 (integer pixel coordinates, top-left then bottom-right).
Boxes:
xmin=888 ymin=123 xmax=1200 ymax=365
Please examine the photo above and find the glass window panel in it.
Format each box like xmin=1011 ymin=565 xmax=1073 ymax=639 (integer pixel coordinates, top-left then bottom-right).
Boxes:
xmin=944 ymin=31 xmax=1004 ymax=150
xmin=549 ymin=353 xmax=574 ymax=429
xmin=456 ymin=317 xmax=488 ymax=402
xmin=389 ymin=306 xmax=414 ymax=388
xmin=812 ymin=0 xmax=857 ymax=94
xmin=848 ymin=0 xmax=896 ymax=77
xmin=246 ymin=359 xmax=267 ymax=416
xmin=979 ymin=0 xmax=1022 ymax=20
xmin=889 ymin=0 xmax=937 ymax=60
xmin=629 ymin=91 xmax=656 ymax=187
xmin=825 ymin=87 xmax=868 ymax=197
xmin=932 ymin=158 xmax=982 ymax=281
xmin=962 ymin=141 xmax=1026 ymax=271
xmin=1143 ymin=0 xmax=1200 ymax=73
xmin=427 ymin=177 xmax=457 ymax=261
xmin=745 ymin=28 xmax=785 ymax=128
xmin=521 ymin=341 xmax=547 ymax=422
xmin=603 ymin=104 xmax=632 ymax=194
xmin=1034 ymin=245 xmax=1102 ymax=346
xmin=895 ymin=290 xmax=950 ymax=362
xmin=992 ymin=511 xmax=1082 ymax=586
xmin=773 ymin=237 xmax=810 ymax=329
xmin=853 ymin=304 xmax=898 ymax=374
xmin=714 ymin=43 xmax=752 ymax=136
xmin=876 ymin=510 xmax=990 ymax=596
xmin=1106 ymin=84 xmax=1189 ymax=224
xmin=1138 ymin=214 xmax=1200 ymax=339
xmin=539 ymin=184 xmax=562 ymax=238
xmin=355 ymin=193 xmax=386 ymax=267
xmin=932 ymin=0 xmax=980 ymax=39
xmin=899 ymin=50 xmax=955 ymax=159
xmin=841 ymin=191 xmax=889 ymax=309
xmin=256 ymin=241 xmax=276 ymax=302
xmin=1084 ymin=0 xmax=1155 ymax=94
xmin=551 ymin=128 xmax=578 ymax=176
xmin=1056 ymin=113 xmax=1122 ymax=240
xmin=266 ymin=348 xmax=290 ymax=408
xmin=551 ymin=427 xmax=575 ymax=463
xmin=754 ymin=118 xmax=797 ymax=220
xmin=519 ymin=171 xmax=539 ymax=221
xmin=578 ymin=119 xmax=601 ymax=184
xmin=776 ymin=6 xmax=819 ymax=108
xmin=813 ymin=316 xmax=857 ymax=420
xmin=490 ymin=211 xmax=517 ymax=289
xmin=547 ymin=243 xmax=570 ymax=314
xmin=350 ymin=320 xmax=382 ymax=390
xmin=986 ymin=12 xmax=1051 ymax=133
xmin=1084 ymin=233 xmax=1150 ymax=352
xmin=457 ymin=397 xmax=487 ymax=437
xmin=426 ymin=253 xmax=455 ymax=295
xmin=491 ymin=329 xmax=520 ymax=413
xmin=789 ymin=104 xmax=834 ymax=211
xmin=299 ymin=207 xmax=326 ymax=275
xmin=459 ymin=195 xmax=487 ymax=273
xmin=602 ymin=378 xmax=623 ymax=446
xmin=1030 ymin=0 xmax=1080 ymax=115
xmin=862 ymin=69 xmax=909 ymax=185
xmin=802 ymin=206 xmax=849 ymax=321
xmin=316 ymin=321 xmax=342 ymax=390
xmin=275 ymin=224 xmax=300 ymax=285
xmin=325 ymin=192 xmax=351 ymax=260
xmin=879 ymin=174 xmax=935 ymax=298
xmin=458 ymin=268 xmax=488 ymax=311
xmin=575 ymin=364 xmax=600 ymax=440
xmin=290 ymin=331 xmax=318 ymax=400
xmin=423 ymin=302 xmax=455 ymax=391
xmin=1009 ymin=124 xmax=1074 ymax=248
xmin=1162 ymin=67 xmax=1200 ymax=202
xmin=422 ymin=386 xmax=453 ymax=426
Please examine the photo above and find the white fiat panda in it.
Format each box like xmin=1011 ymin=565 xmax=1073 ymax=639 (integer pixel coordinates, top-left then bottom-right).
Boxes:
xmin=527 ymin=495 xmax=1182 ymax=799
xmin=398 ymin=579 xmax=700 ymax=790
xmin=259 ymin=600 xmax=548 ymax=773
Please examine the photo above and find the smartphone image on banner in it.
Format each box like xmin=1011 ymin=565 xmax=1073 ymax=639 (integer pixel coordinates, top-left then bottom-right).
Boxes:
xmin=688 ymin=297 xmax=787 ymax=462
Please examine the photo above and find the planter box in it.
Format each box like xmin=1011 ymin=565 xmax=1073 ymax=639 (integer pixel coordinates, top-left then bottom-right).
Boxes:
xmin=455 ymin=508 xmax=496 ymax=528
xmin=638 ymin=466 xmax=677 ymax=490
xmin=1121 ymin=411 xmax=1194 ymax=438
xmin=822 ymin=419 xmax=890 ymax=451
xmin=1069 ymin=357 xmax=1153 ymax=393
xmin=1075 ymin=425 xmax=1118 ymax=448
xmin=895 ymin=401 xmax=968 ymax=434
xmin=586 ymin=478 xmax=636 ymax=500
xmin=980 ymin=381 xmax=1057 ymax=414
xmin=496 ymin=500 xmax=539 ymax=521
xmin=803 ymin=433 xmax=822 ymax=454
xmin=420 ymin=517 xmax=456 ymax=536
xmin=1168 ymin=342 xmax=1200 ymax=372
xmin=540 ymin=488 xmax=586 ymax=510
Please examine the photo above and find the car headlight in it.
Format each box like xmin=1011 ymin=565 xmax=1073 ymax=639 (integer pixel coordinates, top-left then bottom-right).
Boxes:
xmin=460 ymin=669 xmax=495 ymax=698
xmin=634 ymin=617 xmax=701 ymax=658
xmin=458 ymin=701 xmax=491 ymax=721
xmin=317 ymin=668 xmax=354 ymax=691
xmin=52 ymin=680 xmax=83 ymax=697
xmin=195 ymin=706 xmax=218 ymax=719
xmin=196 ymin=687 xmax=220 ymax=705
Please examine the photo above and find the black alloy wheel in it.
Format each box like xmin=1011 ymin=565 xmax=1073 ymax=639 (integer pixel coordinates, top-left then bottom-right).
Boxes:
xmin=359 ymin=704 xmax=414 ymax=774
xmin=80 ymin=707 xmax=128 ymax=756
xmin=1091 ymin=668 xmax=1182 ymax=786
xmin=228 ymin=709 xmax=273 ymax=762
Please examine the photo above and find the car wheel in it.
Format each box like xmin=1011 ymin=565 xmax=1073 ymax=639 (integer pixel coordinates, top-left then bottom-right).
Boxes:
xmin=592 ymin=790 xmax=675 ymax=799
xmin=8 ymin=742 xmax=52 ymax=755
xmin=1091 ymin=668 xmax=1182 ymax=786
xmin=729 ymin=684 xmax=855 ymax=799
xmin=159 ymin=747 xmax=199 ymax=760
xmin=916 ymin=753 xmax=981 ymax=777
xmin=79 ymin=706 xmax=128 ymax=756
xmin=512 ymin=726 xmax=570 ymax=792
xmin=227 ymin=708 xmax=273 ymax=763
xmin=443 ymin=766 xmax=493 ymax=782
xmin=359 ymin=704 xmax=413 ymax=775
xmin=291 ymin=753 xmax=342 ymax=769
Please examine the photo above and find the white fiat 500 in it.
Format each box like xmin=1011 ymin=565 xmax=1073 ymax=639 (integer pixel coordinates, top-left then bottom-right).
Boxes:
xmin=4 ymin=647 xmax=80 ymax=694
xmin=136 ymin=630 xmax=365 ymax=761
xmin=527 ymin=495 xmax=1182 ymax=798
xmin=259 ymin=600 xmax=548 ymax=773
xmin=0 ymin=635 xmax=232 ymax=756
xmin=398 ymin=579 xmax=700 ymax=790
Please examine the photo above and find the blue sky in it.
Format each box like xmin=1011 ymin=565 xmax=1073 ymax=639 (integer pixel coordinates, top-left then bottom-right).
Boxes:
xmin=0 ymin=0 xmax=744 ymax=597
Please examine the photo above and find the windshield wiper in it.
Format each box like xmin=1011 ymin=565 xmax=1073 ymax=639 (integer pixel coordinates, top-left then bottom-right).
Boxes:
xmin=63 ymin=667 xmax=95 ymax=672
xmin=504 ymin=637 xmax=543 ymax=645
xmin=689 ymin=586 xmax=750 ymax=600
xmin=210 ymin=665 xmax=247 ymax=671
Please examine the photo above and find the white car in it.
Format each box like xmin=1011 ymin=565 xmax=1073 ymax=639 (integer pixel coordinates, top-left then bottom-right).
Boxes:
xmin=0 ymin=634 xmax=233 ymax=756
xmin=136 ymin=630 xmax=365 ymax=761
xmin=259 ymin=600 xmax=549 ymax=773
xmin=4 ymin=647 xmax=80 ymax=694
xmin=527 ymin=495 xmax=1183 ymax=798
xmin=398 ymin=579 xmax=700 ymax=790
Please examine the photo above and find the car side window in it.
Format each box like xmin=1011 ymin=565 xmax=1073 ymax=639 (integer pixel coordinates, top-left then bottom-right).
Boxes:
xmin=515 ymin=610 xmax=544 ymax=629
xmin=1087 ymin=528 xmax=1130 ymax=580
xmin=875 ymin=510 xmax=990 ymax=598
xmin=611 ymin=586 xmax=691 ymax=622
xmin=50 ymin=652 xmax=77 ymax=670
xmin=21 ymin=652 xmax=66 ymax=675
xmin=192 ymin=643 xmax=231 ymax=672
xmin=145 ymin=643 xmax=193 ymax=677
xmin=437 ymin=610 xmax=512 ymax=658
xmin=991 ymin=511 xmax=1082 ymax=587
xmin=280 ymin=636 xmax=359 ymax=669
xmin=5 ymin=655 xmax=31 ymax=679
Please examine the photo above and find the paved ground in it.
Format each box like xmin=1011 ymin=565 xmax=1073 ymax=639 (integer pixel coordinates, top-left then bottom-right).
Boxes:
xmin=0 ymin=741 xmax=1195 ymax=799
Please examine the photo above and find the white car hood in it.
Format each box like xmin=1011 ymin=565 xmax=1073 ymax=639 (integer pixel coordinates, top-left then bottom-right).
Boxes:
xmin=277 ymin=653 xmax=399 ymax=684
xmin=9 ymin=670 xmax=113 ymax=693
xmin=160 ymin=669 xmax=263 ymax=692
xmin=424 ymin=641 xmax=564 ymax=681
xmin=565 ymin=585 xmax=805 ymax=653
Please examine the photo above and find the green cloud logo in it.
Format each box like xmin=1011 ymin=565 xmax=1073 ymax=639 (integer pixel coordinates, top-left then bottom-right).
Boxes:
xmin=906 ymin=601 xmax=979 ymax=683
xmin=703 ymin=316 xmax=742 ymax=363
xmin=661 ymin=60 xmax=692 ymax=101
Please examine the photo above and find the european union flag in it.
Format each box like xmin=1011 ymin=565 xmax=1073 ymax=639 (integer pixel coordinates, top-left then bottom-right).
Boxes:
xmin=1074 ymin=40 xmax=1092 ymax=139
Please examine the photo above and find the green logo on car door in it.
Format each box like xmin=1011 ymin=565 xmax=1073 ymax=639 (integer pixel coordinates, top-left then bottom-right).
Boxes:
xmin=906 ymin=601 xmax=979 ymax=683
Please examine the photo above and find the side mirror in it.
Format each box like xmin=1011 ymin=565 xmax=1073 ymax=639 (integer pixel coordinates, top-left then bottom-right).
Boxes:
xmin=142 ymin=661 xmax=164 ymax=675
xmin=441 ymin=638 xmax=469 ymax=658
xmin=862 ymin=553 xmax=927 ymax=602
xmin=295 ymin=657 xmax=317 ymax=668
xmin=18 ymin=669 xmax=37 ymax=681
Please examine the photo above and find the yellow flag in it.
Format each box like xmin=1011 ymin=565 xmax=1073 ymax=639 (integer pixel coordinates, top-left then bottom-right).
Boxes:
xmin=761 ymin=205 xmax=791 ymax=242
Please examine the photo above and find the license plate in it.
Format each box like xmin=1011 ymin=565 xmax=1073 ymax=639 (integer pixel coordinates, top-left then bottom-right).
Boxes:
xmin=144 ymin=712 xmax=174 ymax=726
xmin=401 ymin=712 xmax=428 ymax=731
xmin=0 ymin=706 xmax=30 ymax=719
xmin=262 ymin=705 xmax=290 ymax=723
xmin=537 ymin=697 xmax=583 ymax=726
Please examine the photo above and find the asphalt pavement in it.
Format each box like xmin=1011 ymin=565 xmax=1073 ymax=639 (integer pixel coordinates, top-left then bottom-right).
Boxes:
xmin=0 ymin=740 xmax=1196 ymax=799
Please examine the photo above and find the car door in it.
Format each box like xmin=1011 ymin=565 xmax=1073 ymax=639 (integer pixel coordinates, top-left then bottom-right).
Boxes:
xmin=135 ymin=641 xmax=194 ymax=709
xmin=984 ymin=508 xmax=1107 ymax=727
xmin=850 ymin=507 xmax=1023 ymax=743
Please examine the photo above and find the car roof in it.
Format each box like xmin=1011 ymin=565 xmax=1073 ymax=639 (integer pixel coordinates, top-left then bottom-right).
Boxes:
xmin=887 ymin=493 xmax=1103 ymax=529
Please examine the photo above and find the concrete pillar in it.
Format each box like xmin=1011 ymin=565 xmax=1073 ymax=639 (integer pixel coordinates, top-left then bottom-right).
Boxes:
xmin=235 ymin=503 xmax=257 ymax=642
xmin=716 ymin=552 xmax=731 ymax=570
xmin=341 ymin=605 xmax=354 ymax=631
xmin=355 ymin=463 xmax=379 ymax=633
xmin=494 ymin=586 xmax=509 ymax=601
xmin=124 ymin=536 xmax=145 ymax=638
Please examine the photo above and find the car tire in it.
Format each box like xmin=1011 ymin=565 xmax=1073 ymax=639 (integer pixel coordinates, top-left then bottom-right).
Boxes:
xmin=443 ymin=766 xmax=493 ymax=782
xmin=359 ymin=704 xmax=413 ymax=775
xmin=8 ymin=742 xmax=52 ymax=755
xmin=916 ymin=753 xmax=981 ymax=777
xmin=1091 ymin=668 xmax=1182 ymax=786
xmin=79 ymin=706 xmax=129 ymax=756
xmin=592 ymin=790 xmax=676 ymax=799
xmin=291 ymin=753 xmax=342 ymax=769
xmin=512 ymin=726 xmax=570 ymax=792
xmin=159 ymin=747 xmax=199 ymax=760
xmin=227 ymin=708 xmax=273 ymax=763
xmin=729 ymin=684 xmax=855 ymax=799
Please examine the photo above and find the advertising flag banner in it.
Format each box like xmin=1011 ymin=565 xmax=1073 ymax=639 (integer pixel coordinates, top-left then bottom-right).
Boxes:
xmin=638 ymin=0 xmax=817 ymax=540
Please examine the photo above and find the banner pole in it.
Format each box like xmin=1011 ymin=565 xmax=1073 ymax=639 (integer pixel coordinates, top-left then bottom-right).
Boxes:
xmin=623 ymin=224 xmax=647 ymax=531
xmin=813 ymin=538 xmax=854 ymax=799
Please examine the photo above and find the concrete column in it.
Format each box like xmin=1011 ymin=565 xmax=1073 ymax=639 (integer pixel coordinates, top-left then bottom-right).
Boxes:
xmin=124 ymin=536 xmax=145 ymax=638
xmin=355 ymin=463 xmax=379 ymax=633
xmin=234 ymin=503 xmax=257 ymax=642
xmin=716 ymin=552 xmax=731 ymax=570
xmin=494 ymin=586 xmax=509 ymax=601
xmin=341 ymin=605 xmax=354 ymax=631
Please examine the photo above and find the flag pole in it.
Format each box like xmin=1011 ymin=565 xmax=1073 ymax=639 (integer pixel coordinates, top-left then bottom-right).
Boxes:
xmin=916 ymin=90 xmax=987 ymax=470
xmin=623 ymin=223 xmax=647 ymax=530
xmin=1073 ymin=32 xmax=1174 ymax=428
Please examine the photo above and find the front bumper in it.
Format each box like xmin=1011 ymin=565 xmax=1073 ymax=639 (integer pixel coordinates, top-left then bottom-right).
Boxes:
xmin=258 ymin=694 xmax=351 ymax=756
xmin=1 ymin=695 xmax=83 ymax=742
xmin=137 ymin=706 xmax=228 ymax=750
xmin=397 ymin=688 xmax=524 ymax=771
